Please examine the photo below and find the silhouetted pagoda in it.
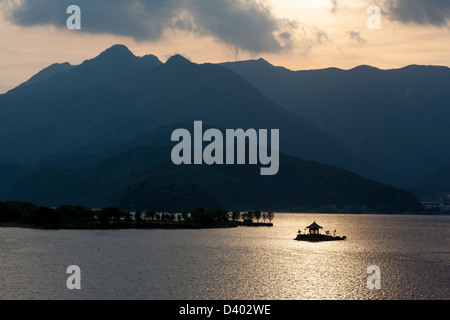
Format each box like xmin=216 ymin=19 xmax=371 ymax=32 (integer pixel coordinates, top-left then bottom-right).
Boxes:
xmin=306 ymin=221 xmax=322 ymax=235
xmin=295 ymin=221 xmax=346 ymax=242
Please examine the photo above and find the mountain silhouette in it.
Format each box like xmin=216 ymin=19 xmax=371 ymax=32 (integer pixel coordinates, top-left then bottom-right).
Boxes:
xmin=17 ymin=62 xmax=75 ymax=88
xmin=0 ymin=45 xmax=432 ymax=209
xmin=4 ymin=145 xmax=421 ymax=212
xmin=165 ymin=54 xmax=192 ymax=66
xmin=6 ymin=44 xmax=162 ymax=97
xmin=0 ymin=46 xmax=391 ymax=186
xmin=222 ymin=59 xmax=450 ymax=191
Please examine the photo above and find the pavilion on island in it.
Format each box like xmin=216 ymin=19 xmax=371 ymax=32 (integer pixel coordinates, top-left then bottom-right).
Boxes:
xmin=306 ymin=221 xmax=323 ymax=235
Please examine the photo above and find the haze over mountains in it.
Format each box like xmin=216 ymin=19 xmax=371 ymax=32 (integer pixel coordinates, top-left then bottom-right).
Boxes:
xmin=4 ymin=144 xmax=419 ymax=212
xmin=0 ymin=44 xmax=446 ymax=210
xmin=222 ymin=59 xmax=450 ymax=195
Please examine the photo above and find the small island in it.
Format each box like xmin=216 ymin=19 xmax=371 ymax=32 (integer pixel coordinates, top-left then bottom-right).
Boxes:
xmin=0 ymin=201 xmax=274 ymax=230
xmin=294 ymin=221 xmax=346 ymax=242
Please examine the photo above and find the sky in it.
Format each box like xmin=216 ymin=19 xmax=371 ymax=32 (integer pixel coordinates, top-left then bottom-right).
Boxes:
xmin=1 ymin=0 xmax=449 ymax=94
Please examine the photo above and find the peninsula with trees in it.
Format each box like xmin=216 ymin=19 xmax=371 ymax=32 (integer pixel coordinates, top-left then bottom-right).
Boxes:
xmin=0 ymin=201 xmax=274 ymax=230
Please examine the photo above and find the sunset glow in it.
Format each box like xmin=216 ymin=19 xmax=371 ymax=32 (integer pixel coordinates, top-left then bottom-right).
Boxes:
xmin=1 ymin=0 xmax=449 ymax=93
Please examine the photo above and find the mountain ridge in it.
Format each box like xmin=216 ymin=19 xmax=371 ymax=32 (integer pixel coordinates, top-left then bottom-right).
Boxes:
xmin=6 ymin=44 xmax=163 ymax=97
xmin=0 ymin=44 xmax=444 ymax=200
xmin=0 ymin=49 xmax=381 ymax=183
xmin=3 ymin=145 xmax=421 ymax=213
xmin=221 ymin=58 xmax=450 ymax=193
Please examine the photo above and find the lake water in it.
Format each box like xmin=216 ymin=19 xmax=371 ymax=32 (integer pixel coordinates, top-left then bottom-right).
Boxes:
xmin=0 ymin=214 xmax=448 ymax=300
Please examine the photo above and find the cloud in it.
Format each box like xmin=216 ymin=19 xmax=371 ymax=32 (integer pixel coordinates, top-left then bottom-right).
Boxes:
xmin=314 ymin=28 xmax=329 ymax=44
xmin=0 ymin=0 xmax=297 ymax=53
xmin=297 ymin=26 xmax=330 ymax=56
xmin=347 ymin=30 xmax=366 ymax=43
xmin=330 ymin=0 xmax=338 ymax=13
xmin=385 ymin=0 xmax=450 ymax=26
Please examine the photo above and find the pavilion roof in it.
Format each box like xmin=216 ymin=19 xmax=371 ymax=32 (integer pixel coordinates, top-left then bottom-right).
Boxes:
xmin=306 ymin=221 xmax=323 ymax=229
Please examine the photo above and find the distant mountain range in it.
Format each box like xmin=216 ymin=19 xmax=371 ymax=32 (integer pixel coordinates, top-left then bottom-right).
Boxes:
xmin=0 ymin=44 xmax=445 ymax=210
xmin=0 ymin=45 xmax=394 ymax=181
xmin=4 ymin=144 xmax=421 ymax=213
xmin=222 ymin=59 xmax=450 ymax=195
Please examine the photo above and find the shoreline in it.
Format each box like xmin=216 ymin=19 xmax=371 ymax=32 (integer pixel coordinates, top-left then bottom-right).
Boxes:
xmin=0 ymin=221 xmax=274 ymax=231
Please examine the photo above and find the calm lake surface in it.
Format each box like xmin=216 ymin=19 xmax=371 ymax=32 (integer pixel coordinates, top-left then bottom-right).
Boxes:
xmin=0 ymin=214 xmax=448 ymax=300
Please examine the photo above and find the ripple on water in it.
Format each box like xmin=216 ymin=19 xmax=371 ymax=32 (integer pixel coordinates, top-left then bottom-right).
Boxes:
xmin=0 ymin=214 xmax=448 ymax=299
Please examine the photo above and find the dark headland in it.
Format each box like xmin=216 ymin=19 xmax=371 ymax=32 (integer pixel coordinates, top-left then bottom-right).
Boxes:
xmin=0 ymin=201 xmax=274 ymax=230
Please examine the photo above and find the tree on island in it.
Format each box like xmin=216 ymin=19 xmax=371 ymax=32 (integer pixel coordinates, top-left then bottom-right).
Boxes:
xmin=145 ymin=209 xmax=156 ymax=221
xmin=135 ymin=210 xmax=143 ymax=224
xmin=113 ymin=208 xmax=123 ymax=224
xmin=254 ymin=210 xmax=262 ymax=222
xmin=216 ymin=210 xmax=230 ymax=222
xmin=267 ymin=212 xmax=274 ymax=223
xmin=97 ymin=207 xmax=122 ymax=226
xmin=0 ymin=202 xmax=275 ymax=229
xmin=124 ymin=212 xmax=132 ymax=225
xmin=262 ymin=212 xmax=267 ymax=223
xmin=231 ymin=210 xmax=241 ymax=221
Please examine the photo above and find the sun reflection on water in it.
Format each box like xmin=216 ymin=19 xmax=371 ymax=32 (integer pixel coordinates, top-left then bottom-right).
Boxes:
xmin=0 ymin=213 xmax=448 ymax=299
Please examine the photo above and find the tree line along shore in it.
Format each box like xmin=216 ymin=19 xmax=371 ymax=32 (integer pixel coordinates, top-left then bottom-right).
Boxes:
xmin=0 ymin=201 xmax=274 ymax=229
